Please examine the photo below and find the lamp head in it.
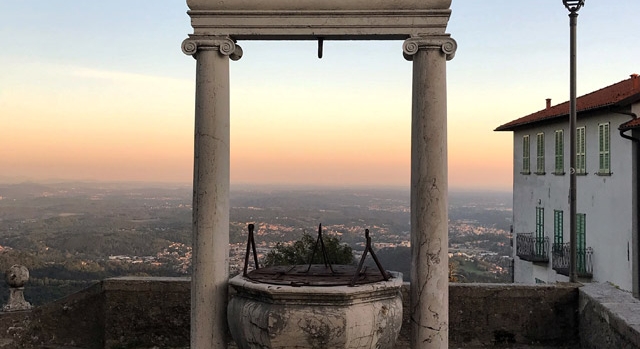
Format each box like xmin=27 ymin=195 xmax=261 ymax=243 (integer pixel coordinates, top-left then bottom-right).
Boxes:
xmin=563 ymin=0 xmax=585 ymax=12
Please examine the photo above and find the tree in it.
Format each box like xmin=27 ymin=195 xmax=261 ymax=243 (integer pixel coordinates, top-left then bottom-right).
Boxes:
xmin=263 ymin=232 xmax=354 ymax=266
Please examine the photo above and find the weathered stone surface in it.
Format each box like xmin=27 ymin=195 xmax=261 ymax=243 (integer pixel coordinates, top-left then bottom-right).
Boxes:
xmin=579 ymin=282 xmax=640 ymax=349
xmin=0 ymin=277 xmax=190 ymax=349
xmin=187 ymin=0 xmax=452 ymax=11
xmin=409 ymin=36 xmax=452 ymax=349
xmin=9 ymin=277 xmax=638 ymax=349
xmin=102 ymin=277 xmax=190 ymax=349
xmin=448 ymin=283 xmax=579 ymax=348
xmin=5 ymin=265 xmax=29 ymax=288
xmin=17 ymin=282 xmax=104 ymax=349
xmin=185 ymin=1 xmax=452 ymax=41
xmin=188 ymin=38 xmax=232 ymax=349
xmin=3 ymin=265 xmax=32 ymax=312
xmin=227 ymin=272 xmax=403 ymax=349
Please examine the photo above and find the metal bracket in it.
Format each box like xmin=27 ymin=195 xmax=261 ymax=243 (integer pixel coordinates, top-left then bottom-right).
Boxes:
xmin=317 ymin=38 xmax=324 ymax=59
xmin=350 ymin=229 xmax=390 ymax=286
xmin=243 ymin=223 xmax=260 ymax=276
xmin=307 ymin=223 xmax=335 ymax=273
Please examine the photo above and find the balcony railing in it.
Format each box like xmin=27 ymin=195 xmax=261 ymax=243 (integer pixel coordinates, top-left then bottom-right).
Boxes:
xmin=516 ymin=233 xmax=549 ymax=263
xmin=552 ymin=243 xmax=593 ymax=278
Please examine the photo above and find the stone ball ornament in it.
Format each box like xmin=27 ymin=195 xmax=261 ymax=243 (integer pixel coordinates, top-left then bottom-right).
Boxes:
xmin=6 ymin=264 xmax=29 ymax=288
xmin=3 ymin=264 xmax=32 ymax=312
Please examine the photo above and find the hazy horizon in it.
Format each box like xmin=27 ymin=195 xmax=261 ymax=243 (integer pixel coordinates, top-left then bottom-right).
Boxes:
xmin=0 ymin=177 xmax=513 ymax=194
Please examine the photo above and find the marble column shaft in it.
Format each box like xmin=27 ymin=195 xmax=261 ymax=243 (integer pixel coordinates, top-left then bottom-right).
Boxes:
xmin=404 ymin=36 xmax=456 ymax=349
xmin=183 ymin=37 xmax=239 ymax=349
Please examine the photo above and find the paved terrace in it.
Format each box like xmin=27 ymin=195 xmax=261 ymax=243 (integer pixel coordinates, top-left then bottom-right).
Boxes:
xmin=0 ymin=278 xmax=638 ymax=348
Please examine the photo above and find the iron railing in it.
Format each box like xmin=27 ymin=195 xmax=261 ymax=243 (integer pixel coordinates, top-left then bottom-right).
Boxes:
xmin=552 ymin=243 xmax=593 ymax=278
xmin=516 ymin=233 xmax=549 ymax=263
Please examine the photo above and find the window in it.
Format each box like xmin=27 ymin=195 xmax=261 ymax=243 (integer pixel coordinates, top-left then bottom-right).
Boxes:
xmin=553 ymin=210 xmax=563 ymax=252
xmin=522 ymin=135 xmax=530 ymax=174
xmin=598 ymin=123 xmax=610 ymax=174
xmin=576 ymin=127 xmax=586 ymax=174
xmin=554 ymin=130 xmax=564 ymax=174
xmin=536 ymin=207 xmax=544 ymax=255
xmin=536 ymin=133 xmax=545 ymax=174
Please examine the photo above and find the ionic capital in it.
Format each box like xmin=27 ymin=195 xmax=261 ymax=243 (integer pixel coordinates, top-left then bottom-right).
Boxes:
xmin=181 ymin=36 xmax=243 ymax=60
xmin=402 ymin=36 xmax=457 ymax=61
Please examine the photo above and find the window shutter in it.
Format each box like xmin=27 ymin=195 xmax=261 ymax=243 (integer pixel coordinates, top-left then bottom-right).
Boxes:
xmin=555 ymin=130 xmax=563 ymax=173
xmin=537 ymin=133 xmax=544 ymax=173
xmin=577 ymin=127 xmax=586 ymax=173
xmin=523 ymin=135 xmax=530 ymax=173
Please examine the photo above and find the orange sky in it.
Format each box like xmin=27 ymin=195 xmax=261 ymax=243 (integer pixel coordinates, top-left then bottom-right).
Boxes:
xmin=2 ymin=2 xmax=638 ymax=191
xmin=0 ymin=54 xmax=514 ymax=190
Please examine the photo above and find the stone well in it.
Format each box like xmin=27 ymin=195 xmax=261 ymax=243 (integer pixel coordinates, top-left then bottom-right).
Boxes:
xmin=227 ymin=270 xmax=403 ymax=349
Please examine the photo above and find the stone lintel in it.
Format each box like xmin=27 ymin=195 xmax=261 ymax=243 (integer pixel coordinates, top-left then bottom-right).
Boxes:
xmin=187 ymin=9 xmax=452 ymax=40
xmin=187 ymin=0 xmax=452 ymax=11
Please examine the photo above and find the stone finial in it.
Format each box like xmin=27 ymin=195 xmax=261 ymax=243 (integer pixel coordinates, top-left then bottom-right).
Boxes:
xmin=3 ymin=265 xmax=32 ymax=312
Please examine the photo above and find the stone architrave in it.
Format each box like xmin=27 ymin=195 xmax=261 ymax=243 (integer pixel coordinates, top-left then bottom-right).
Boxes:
xmin=182 ymin=1 xmax=455 ymax=348
xmin=185 ymin=0 xmax=453 ymax=40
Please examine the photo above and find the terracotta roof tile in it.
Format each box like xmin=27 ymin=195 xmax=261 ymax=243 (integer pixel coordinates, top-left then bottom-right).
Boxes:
xmin=495 ymin=74 xmax=640 ymax=131
xmin=620 ymin=117 xmax=640 ymax=130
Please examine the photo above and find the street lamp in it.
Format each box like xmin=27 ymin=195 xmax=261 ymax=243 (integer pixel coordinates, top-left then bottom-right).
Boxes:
xmin=563 ymin=0 xmax=585 ymax=12
xmin=563 ymin=0 xmax=584 ymax=283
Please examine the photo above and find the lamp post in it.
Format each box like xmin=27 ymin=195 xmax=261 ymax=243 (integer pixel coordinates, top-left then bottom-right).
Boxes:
xmin=563 ymin=0 xmax=584 ymax=283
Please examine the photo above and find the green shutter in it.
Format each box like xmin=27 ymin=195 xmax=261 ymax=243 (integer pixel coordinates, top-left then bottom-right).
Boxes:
xmin=536 ymin=207 xmax=544 ymax=239
xmin=523 ymin=135 xmax=530 ymax=173
xmin=599 ymin=123 xmax=610 ymax=173
xmin=537 ymin=133 xmax=545 ymax=173
xmin=577 ymin=213 xmax=586 ymax=272
xmin=577 ymin=127 xmax=586 ymax=174
xmin=555 ymin=130 xmax=564 ymax=173
xmin=554 ymin=210 xmax=563 ymax=247
xmin=536 ymin=207 xmax=545 ymax=256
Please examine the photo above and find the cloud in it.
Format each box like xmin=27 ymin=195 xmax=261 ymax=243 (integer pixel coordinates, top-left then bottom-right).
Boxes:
xmin=69 ymin=67 xmax=190 ymax=87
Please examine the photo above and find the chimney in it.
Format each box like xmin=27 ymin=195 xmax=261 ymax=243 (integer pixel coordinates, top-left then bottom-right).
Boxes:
xmin=632 ymin=74 xmax=639 ymax=90
xmin=546 ymin=98 xmax=552 ymax=109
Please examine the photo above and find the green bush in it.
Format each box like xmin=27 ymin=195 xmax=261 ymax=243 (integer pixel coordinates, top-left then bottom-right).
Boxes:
xmin=263 ymin=232 xmax=354 ymax=266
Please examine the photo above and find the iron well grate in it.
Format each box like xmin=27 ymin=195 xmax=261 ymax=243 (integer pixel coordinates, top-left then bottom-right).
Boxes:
xmin=243 ymin=223 xmax=390 ymax=287
xmin=245 ymin=264 xmax=388 ymax=287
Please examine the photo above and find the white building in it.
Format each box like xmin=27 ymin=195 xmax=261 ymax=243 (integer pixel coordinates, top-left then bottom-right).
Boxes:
xmin=496 ymin=74 xmax=640 ymax=297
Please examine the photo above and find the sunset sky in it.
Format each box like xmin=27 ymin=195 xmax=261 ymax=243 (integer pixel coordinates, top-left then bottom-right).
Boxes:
xmin=1 ymin=1 xmax=639 ymax=191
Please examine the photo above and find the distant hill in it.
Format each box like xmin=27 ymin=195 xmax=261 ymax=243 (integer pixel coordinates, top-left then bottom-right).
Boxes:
xmin=0 ymin=181 xmax=512 ymax=304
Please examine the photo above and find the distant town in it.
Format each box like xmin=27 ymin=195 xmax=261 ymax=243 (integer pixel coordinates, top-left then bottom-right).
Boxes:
xmin=0 ymin=182 xmax=512 ymax=304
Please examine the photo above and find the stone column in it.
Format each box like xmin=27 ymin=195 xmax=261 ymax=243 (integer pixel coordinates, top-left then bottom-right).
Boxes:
xmin=403 ymin=36 xmax=456 ymax=349
xmin=182 ymin=37 xmax=242 ymax=349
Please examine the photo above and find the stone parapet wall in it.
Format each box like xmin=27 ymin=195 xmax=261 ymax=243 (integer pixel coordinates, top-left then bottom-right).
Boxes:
xmin=102 ymin=277 xmax=190 ymax=349
xmin=449 ymin=283 xmax=579 ymax=348
xmin=0 ymin=282 xmax=105 ymax=349
xmin=0 ymin=277 xmax=592 ymax=348
xmin=579 ymin=283 xmax=640 ymax=349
